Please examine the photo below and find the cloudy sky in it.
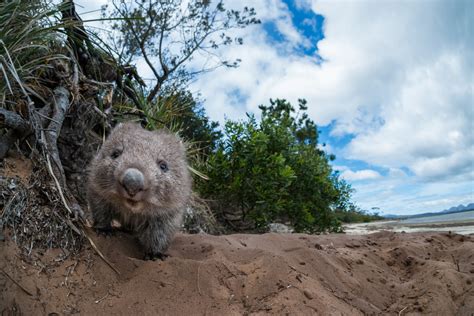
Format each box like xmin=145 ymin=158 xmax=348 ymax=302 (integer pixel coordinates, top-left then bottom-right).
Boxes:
xmin=77 ymin=0 xmax=473 ymax=215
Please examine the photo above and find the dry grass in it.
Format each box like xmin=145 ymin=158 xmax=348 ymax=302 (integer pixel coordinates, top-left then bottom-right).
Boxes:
xmin=1 ymin=163 xmax=84 ymax=257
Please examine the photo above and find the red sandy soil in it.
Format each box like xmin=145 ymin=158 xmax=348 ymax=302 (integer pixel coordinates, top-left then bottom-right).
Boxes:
xmin=1 ymin=230 xmax=473 ymax=315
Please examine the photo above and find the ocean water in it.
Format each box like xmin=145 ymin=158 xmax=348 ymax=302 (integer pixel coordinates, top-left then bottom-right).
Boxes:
xmin=344 ymin=210 xmax=474 ymax=235
xmin=401 ymin=210 xmax=474 ymax=224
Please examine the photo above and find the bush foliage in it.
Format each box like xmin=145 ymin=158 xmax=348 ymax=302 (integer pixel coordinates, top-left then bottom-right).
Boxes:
xmin=334 ymin=209 xmax=384 ymax=224
xmin=196 ymin=99 xmax=354 ymax=233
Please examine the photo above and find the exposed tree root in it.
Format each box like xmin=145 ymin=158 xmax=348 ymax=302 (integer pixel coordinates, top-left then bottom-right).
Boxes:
xmin=0 ymin=103 xmax=32 ymax=159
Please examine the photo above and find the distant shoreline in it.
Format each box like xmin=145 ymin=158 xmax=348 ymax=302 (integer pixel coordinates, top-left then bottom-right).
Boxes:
xmin=344 ymin=210 xmax=474 ymax=235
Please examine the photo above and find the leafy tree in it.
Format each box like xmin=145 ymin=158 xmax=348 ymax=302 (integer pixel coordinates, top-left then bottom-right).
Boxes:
xmin=103 ymin=0 xmax=260 ymax=102
xmin=197 ymin=99 xmax=354 ymax=233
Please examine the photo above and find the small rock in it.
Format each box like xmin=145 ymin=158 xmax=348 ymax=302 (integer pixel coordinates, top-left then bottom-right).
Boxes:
xmin=303 ymin=290 xmax=313 ymax=300
xmin=268 ymin=223 xmax=294 ymax=233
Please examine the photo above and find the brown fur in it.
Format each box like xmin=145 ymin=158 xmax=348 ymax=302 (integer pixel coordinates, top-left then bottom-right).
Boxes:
xmin=86 ymin=123 xmax=191 ymax=259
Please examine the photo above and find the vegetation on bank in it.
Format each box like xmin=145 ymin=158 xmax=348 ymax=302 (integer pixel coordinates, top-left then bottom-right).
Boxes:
xmin=197 ymin=99 xmax=353 ymax=233
xmin=334 ymin=209 xmax=384 ymax=224
xmin=1 ymin=0 xmax=380 ymax=256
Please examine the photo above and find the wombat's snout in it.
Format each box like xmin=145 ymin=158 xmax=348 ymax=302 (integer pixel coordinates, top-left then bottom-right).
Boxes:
xmin=121 ymin=168 xmax=146 ymax=197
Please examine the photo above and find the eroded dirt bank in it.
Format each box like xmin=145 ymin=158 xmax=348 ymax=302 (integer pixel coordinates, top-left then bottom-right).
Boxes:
xmin=1 ymin=231 xmax=474 ymax=315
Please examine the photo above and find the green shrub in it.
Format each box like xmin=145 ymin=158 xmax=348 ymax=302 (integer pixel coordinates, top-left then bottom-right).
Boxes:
xmin=196 ymin=99 xmax=354 ymax=233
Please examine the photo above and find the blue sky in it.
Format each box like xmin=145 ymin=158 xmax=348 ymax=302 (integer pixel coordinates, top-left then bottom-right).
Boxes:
xmin=77 ymin=0 xmax=473 ymax=215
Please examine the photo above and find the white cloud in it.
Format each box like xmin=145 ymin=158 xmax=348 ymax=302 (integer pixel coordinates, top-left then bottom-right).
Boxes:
xmin=192 ymin=0 xmax=473 ymax=186
xmin=339 ymin=168 xmax=382 ymax=181
xmin=346 ymin=53 xmax=473 ymax=181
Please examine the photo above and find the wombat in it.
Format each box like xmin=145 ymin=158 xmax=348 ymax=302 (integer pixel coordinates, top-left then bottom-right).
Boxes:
xmin=86 ymin=123 xmax=191 ymax=260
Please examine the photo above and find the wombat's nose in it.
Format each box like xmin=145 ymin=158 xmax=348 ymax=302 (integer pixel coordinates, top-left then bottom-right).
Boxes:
xmin=121 ymin=168 xmax=145 ymax=197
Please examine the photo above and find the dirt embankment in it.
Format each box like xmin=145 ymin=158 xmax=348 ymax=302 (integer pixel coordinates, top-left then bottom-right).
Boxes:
xmin=1 ymin=230 xmax=473 ymax=315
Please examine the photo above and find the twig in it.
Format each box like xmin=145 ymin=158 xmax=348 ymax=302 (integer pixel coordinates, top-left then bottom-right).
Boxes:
xmin=221 ymin=262 xmax=238 ymax=278
xmin=83 ymin=77 xmax=115 ymax=87
xmin=94 ymin=293 xmax=109 ymax=304
xmin=45 ymin=152 xmax=80 ymax=229
xmin=92 ymin=105 xmax=109 ymax=120
xmin=398 ymin=306 xmax=408 ymax=315
xmin=1 ymin=269 xmax=34 ymax=296
xmin=83 ymin=227 xmax=121 ymax=275
xmin=65 ymin=261 xmax=79 ymax=287
xmin=34 ymin=110 xmax=60 ymax=124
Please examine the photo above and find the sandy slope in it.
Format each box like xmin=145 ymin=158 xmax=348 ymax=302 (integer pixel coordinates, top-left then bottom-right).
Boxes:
xmin=1 ymin=231 xmax=474 ymax=315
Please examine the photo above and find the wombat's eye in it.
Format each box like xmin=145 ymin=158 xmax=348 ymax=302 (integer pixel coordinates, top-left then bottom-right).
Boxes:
xmin=158 ymin=160 xmax=168 ymax=172
xmin=110 ymin=149 xmax=122 ymax=159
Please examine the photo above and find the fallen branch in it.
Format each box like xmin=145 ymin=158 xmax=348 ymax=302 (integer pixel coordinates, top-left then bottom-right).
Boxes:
xmin=0 ymin=108 xmax=33 ymax=158
xmin=43 ymin=86 xmax=70 ymax=187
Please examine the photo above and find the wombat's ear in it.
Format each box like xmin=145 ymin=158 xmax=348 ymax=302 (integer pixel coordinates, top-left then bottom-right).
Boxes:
xmin=113 ymin=122 xmax=140 ymax=132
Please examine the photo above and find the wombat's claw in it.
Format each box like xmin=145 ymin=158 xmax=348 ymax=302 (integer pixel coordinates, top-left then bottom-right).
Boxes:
xmin=144 ymin=252 xmax=169 ymax=261
xmin=71 ymin=203 xmax=85 ymax=221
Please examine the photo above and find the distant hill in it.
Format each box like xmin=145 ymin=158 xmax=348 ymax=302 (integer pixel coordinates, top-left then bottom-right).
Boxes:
xmin=440 ymin=203 xmax=474 ymax=214
xmin=383 ymin=203 xmax=474 ymax=219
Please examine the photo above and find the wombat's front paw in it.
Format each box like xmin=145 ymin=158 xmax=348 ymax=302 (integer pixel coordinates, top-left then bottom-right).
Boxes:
xmin=144 ymin=252 xmax=169 ymax=261
xmin=94 ymin=226 xmax=115 ymax=237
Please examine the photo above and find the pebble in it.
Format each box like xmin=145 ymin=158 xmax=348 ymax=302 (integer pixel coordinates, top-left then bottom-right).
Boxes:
xmin=303 ymin=290 xmax=313 ymax=300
